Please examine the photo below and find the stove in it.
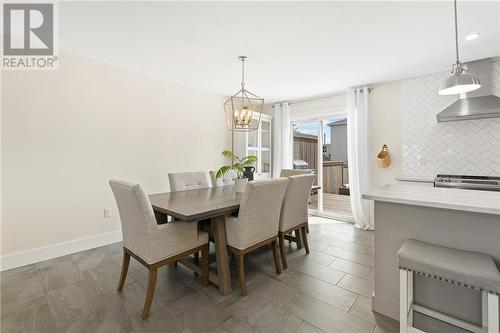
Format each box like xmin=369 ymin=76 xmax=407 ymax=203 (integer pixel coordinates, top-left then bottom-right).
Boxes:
xmin=434 ymin=174 xmax=500 ymax=192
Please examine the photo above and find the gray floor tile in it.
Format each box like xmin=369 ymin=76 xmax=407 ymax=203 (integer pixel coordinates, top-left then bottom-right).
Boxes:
xmin=323 ymin=247 xmax=374 ymax=267
xmin=318 ymin=236 xmax=371 ymax=254
xmin=167 ymin=291 xmax=232 ymax=333
xmin=282 ymin=271 xmax=357 ymax=312
xmin=0 ymin=264 xmax=38 ymax=280
xmin=349 ymin=296 xmax=399 ymax=332
xmin=1 ymin=267 xmax=45 ymax=306
xmin=1 ymin=299 xmax=60 ymax=333
xmin=284 ymin=293 xmax=375 ymax=333
xmin=82 ymin=254 xmax=135 ymax=295
xmin=294 ymin=322 xmax=327 ymax=333
xmin=291 ymin=260 xmax=345 ymax=286
xmin=100 ymin=242 xmax=123 ymax=256
xmin=337 ymin=274 xmax=374 ymax=297
xmin=46 ymin=279 xmax=101 ymax=328
xmin=328 ymin=258 xmax=375 ymax=281
xmin=71 ymin=248 xmax=109 ymax=272
xmin=288 ymin=250 xmax=335 ymax=267
xmin=244 ymin=273 xmax=299 ymax=306
xmin=224 ymin=294 xmax=303 ymax=333
xmin=37 ymin=256 xmax=85 ymax=291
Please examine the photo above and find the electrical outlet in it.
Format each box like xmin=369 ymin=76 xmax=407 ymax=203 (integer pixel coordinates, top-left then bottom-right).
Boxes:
xmin=104 ymin=208 xmax=112 ymax=218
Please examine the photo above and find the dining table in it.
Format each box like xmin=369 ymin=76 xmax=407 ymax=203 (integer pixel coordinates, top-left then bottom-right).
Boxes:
xmin=149 ymin=185 xmax=243 ymax=296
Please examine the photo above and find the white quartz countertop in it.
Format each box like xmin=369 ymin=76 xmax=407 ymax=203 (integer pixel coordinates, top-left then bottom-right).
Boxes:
xmin=363 ymin=184 xmax=500 ymax=215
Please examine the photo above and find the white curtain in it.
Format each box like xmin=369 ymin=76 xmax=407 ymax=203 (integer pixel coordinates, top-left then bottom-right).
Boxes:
xmin=347 ymin=88 xmax=374 ymax=230
xmin=272 ymin=102 xmax=293 ymax=177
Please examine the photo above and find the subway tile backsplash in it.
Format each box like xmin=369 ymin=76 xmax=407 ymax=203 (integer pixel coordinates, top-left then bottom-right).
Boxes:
xmin=401 ymin=62 xmax=500 ymax=177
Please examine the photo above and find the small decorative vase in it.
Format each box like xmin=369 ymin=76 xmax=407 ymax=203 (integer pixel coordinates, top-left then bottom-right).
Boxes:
xmin=235 ymin=178 xmax=248 ymax=193
xmin=243 ymin=166 xmax=256 ymax=181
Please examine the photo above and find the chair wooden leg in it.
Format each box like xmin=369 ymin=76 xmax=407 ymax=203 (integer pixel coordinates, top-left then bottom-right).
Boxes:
xmin=194 ymin=251 xmax=199 ymax=265
xmin=295 ymin=229 xmax=303 ymax=249
xmin=278 ymin=233 xmax=287 ymax=269
xmin=271 ymin=240 xmax=281 ymax=274
xmin=142 ymin=266 xmax=158 ymax=319
xmin=201 ymin=245 xmax=209 ymax=287
xmin=236 ymin=253 xmax=247 ymax=296
xmin=306 ymin=221 xmax=309 ymax=233
xmin=117 ymin=249 xmax=130 ymax=291
xmin=301 ymin=226 xmax=310 ymax=254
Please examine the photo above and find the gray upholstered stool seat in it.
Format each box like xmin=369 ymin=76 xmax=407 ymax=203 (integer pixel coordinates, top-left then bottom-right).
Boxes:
xmin=397 ymin=239 xmax=500 ymax=333
xmin=398 ymin=239 xmax=500 ymax=294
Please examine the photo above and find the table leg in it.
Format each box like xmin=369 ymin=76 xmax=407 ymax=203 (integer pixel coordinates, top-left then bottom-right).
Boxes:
xmin=212 ymin=216 xmax=232 ymax=295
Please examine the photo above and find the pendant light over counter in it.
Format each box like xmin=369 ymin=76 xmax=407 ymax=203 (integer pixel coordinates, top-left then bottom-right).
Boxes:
xmin=224 ymin=56 xmax=264 ymax=132
xmin=438 ymin=0 xmax=481 ymax=95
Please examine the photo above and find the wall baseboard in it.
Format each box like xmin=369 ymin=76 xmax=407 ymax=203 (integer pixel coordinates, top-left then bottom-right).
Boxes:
xmin=0 ymin=231 xmax=122 ymax=272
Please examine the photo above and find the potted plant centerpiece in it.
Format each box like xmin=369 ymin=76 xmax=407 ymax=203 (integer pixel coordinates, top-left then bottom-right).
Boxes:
xmin=216 ymin=150 xmax=257 ymax=193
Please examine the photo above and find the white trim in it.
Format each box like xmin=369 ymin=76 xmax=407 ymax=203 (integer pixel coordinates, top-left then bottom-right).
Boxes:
xmin=400 ymin=269 xmax=409 ymax=333
xmin=413 ymin=304 xmax=483 ymax=333
xmin=0 ymin=230 xmax=122 ymax=271
xmin=487 ymin=293 xmax=499 ymax=333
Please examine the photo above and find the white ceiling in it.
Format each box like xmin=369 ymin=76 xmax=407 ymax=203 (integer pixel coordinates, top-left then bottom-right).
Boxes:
xmin=60 ymin=1 xmax=500 ymax=103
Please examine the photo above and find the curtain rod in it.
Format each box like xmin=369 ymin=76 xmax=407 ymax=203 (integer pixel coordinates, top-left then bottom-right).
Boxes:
xmin=271 ymin=87 xmax=372 ymax=108
xmin=271 ymin=91 xmax=347 ymax=108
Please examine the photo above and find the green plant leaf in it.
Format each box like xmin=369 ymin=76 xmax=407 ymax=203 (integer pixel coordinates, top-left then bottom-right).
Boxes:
xmin=216 ymin=165 xmax=231 ymax=179
xmin=241 ymin=155 xmax=257 ymax=166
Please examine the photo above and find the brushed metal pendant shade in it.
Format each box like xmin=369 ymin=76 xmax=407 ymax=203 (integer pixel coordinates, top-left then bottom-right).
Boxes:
xmin=438 ymin=0 xmax=481 ymax=96
xmin=439 ymin=70 xmax=481 ymax=95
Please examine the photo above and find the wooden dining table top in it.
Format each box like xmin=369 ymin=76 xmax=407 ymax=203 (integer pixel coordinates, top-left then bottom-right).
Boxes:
xmin=149 ymin=185 xmax=244 ymax=221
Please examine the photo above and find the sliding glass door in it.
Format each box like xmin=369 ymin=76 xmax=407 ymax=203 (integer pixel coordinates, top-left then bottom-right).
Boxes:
xmin=292 ymin=116 xmax=352 ymax=221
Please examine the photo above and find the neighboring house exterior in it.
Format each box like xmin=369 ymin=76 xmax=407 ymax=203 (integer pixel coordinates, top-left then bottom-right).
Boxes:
xmin=326 ymin=118 xmax=348 ymax=161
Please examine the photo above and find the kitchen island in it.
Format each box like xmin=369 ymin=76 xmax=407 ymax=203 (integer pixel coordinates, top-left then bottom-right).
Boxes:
xmin=363 ymin=184 xmax=500 ymax=332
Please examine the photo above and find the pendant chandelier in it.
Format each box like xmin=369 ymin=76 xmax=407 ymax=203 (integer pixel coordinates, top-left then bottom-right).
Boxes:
xmin=224 ymin=56 xmax=264 ymax=132
xmin=438 ymin=0 xmax=481 ymax=95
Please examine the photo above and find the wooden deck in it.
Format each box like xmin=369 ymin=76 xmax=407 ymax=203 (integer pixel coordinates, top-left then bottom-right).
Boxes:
xmin=310 ymin=193 xmax=353 ymax=219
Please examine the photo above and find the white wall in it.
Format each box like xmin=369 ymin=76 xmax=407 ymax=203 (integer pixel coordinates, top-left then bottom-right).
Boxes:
xmin=1 ymin=52 xmax=230 ymax=264
xmin=368 ymin=81 xmax=402 ymax=190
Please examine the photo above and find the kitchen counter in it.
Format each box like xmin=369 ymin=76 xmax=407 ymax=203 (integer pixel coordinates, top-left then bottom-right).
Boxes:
xmin=363 ymin=183 xmax=500 ymax=215
xmin=364 ymin=184 xmax=500 ymax=332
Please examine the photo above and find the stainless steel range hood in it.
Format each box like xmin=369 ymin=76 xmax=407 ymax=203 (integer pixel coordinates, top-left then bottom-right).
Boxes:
xmin=437 ymin=58 xmax=500 ymax=122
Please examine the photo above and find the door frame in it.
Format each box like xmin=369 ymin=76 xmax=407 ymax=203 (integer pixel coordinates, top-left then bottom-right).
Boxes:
xmin=291 ymin=112 xmax=353 ymax=222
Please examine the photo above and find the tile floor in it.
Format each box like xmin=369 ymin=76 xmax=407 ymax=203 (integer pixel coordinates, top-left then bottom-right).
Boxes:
xmin=0 ymin=217 xmax=398 ymax=333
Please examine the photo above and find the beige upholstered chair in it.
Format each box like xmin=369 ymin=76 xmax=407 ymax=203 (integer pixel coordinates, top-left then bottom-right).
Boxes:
xmin=278 ymin=174 xmax=316 ymax=268
xmin=109 ymin=180 xmax=209 ymax=319
xmin=168 ymin=171 xmax=211 ymax=192
xmin=279 ymin=169 xmax=312 ymax=177
xmin=209 ymin=170 xmax=237 ymax=187
xmin=225 ymin=178 xmax=289 ymax=295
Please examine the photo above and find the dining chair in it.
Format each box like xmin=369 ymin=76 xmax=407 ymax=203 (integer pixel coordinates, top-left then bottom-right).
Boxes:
xmin=109 ymin=180 xmax=209 ymax=319
xmin=209 ymin=170 xmax=237 ymax=187
xmin=279 ymin=169 xmax=312 ymax=177
xmin=278 ymin=174 xmax=316 ymax=269
xmin=225 ymin=178 xmax=289 ymax=296
xmin=168 ymin=171 xmax=211 ymax=192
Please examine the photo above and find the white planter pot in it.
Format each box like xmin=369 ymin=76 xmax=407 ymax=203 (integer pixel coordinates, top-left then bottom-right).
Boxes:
xmin=235 ymin=178 xmax=248 ymax=193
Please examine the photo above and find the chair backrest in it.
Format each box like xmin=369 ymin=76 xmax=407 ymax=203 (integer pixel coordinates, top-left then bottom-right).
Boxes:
xmin=168 ymin=172 xmax=211 ymax=192
xmin=280 ymin=169 xmax=312 ymax=177
xmin=235 ymin=178 xmax=289 ymax=248
xmin=109 ymin=180 xmax=156 ymax=261
xmin=209 ymin=170 xmax=237 ymax=187
xmin=280 ymin=174 xmax=316 ymax=232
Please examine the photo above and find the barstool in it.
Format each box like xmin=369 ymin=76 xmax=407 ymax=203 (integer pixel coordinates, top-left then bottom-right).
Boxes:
xmin=398 ymin=239 xmax=500 ymax=333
